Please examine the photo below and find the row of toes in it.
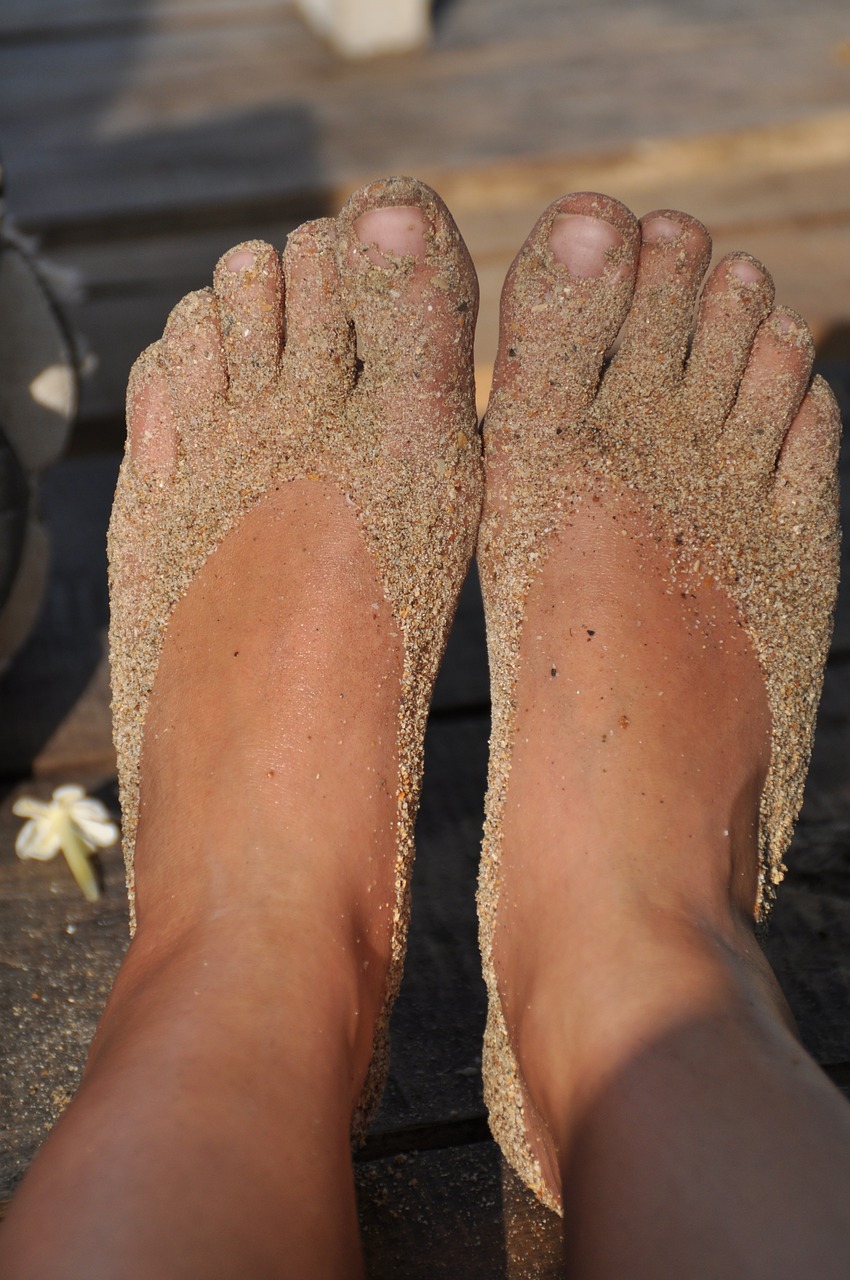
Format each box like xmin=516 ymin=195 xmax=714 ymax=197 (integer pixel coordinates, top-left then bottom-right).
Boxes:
xmin=496 ymin=194 xmax=836 ymax=500
xmin=127 ymin=179 xmax=478 ymax=474
xmin=127 ymin=186 xmax=838 ymax=502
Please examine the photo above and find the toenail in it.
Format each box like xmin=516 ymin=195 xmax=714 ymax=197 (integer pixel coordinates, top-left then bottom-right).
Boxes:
xmin=225 ymin=247 xmax=256 ymax=273
xmin=641 ymin=216 xmax=683 ymax=246
xmin=773 ymin=311 xmax=797 ymax=336
xmin=549 ymin=213 xmax=624 ymax=278
xmin=354 ymin=206 xmax=428 ymax=266
xmin=728 ymin=257 xmax=764 ymax=286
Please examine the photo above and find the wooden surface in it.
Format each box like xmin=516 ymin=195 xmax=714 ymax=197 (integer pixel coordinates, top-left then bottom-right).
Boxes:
xmin=2 ymin=0 xmax=850 ymax=1270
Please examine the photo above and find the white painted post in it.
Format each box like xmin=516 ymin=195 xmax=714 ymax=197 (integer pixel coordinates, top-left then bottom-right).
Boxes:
xmin=295 ymin=0 xmax=431 ymax=57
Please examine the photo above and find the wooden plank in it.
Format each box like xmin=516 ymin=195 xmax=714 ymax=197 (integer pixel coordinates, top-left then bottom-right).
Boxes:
xmin=356 ymin=1141 xmax=565 ymax=1279
xmin=0 ymin=0 xmax=299 ymax=39
xmin=0 ymin=772 xmax=127 ymax=1199
xmin=3 ymin=5 xmax=850 ymax=227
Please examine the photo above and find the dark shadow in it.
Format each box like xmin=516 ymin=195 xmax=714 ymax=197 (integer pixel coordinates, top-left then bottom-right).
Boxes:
xmin=0 ymin=455 xmax=116 ymax=778
xmin=816 ymin=324 xmax=850 ymax=365
xmin=559 ymin=1008 xmax=850 ymax=1268
xmin=371 ymin=559 xmax=489 ymax=1134
xmin=431 ymin=0 xmax=462 ymax=27
xmin=357 ymin=1140 xmax=509 ymax=1278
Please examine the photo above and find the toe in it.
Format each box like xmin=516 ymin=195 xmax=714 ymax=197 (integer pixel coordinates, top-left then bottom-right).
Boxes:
xmin=336 ymin=177 xmax=478 ymax=444
xmin=489 ymin=192 xmax=640 ymax=416
xmin=126 ymin=342 xmax=177 ymax=479
xmin=721 ymin=307 xmax=815 ymax=486
xmin=607 ymin=210 xmax=712 ymax=393
xmin=774 ymin=374 xmax=841 ymax=515
xmin=683 ymin=253 xmax=775 ymax=432
xmin=281 ymin=217 xmax=355 ymax=399
xmin=212 ymin=239 xmax=284 ymax=401
xmin=162 ymin=288 xmax=227 ymax=462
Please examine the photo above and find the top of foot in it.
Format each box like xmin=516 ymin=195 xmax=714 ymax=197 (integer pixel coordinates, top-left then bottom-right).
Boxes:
xmin=481 ymin=191 xmax=840 ymax=909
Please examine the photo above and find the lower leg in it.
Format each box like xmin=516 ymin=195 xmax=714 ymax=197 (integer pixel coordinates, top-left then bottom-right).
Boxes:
xmin=549 ymin=907 xmax=850 ymax=1279
xmin=2 ymin=914 xmax=370 ymax=1280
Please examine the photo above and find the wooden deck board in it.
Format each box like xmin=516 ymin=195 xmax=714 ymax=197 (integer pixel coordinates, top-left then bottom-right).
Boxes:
xmin=3 ymin=0 xmax=850 ymax=228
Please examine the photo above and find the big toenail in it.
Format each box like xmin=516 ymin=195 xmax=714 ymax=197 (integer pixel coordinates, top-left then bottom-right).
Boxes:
xmin=728 ymin=258 xmax=764 ymax=285
xmin=354 ymin=206 xmax=428 ymax=266
xmin=225 ymin=248 xmax=256 ymax=273
xmin=642 ymin=216 xmax=683 ymax=245
xmin=549 ymin=214 xmax=624 ymax=278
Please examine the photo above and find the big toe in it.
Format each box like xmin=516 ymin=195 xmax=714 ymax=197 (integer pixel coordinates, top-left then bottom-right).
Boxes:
xmin=488 ymin=192 xmax=641 ymax=417
xmin=336 ymin=177 xmax=478 ymax=452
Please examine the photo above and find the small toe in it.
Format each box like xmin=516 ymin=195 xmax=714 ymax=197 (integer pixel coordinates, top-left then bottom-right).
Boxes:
xmin=336 ymin=177 xmax=478 ymax=439
xmin=126 ymin=343 xmax=177 ymax=479
xmin=721 ymin=307 xmax=815 ymax=484
xmin=213 ymin=239 xmax=284 ymax=401
xmin=281 ymin=218 xmax=355 ymax=398
xmin=774 ymin=374 xmax=841 ymax=515
xmin=162 ymin=288 xmax=227 ymax=462
xmin=607 ymin=210 xmax=712 ymax=392
xmin=490 ymin=192 xmax=640 ymax=416
xmin=683 ymin=253 xmax=775 ymax=432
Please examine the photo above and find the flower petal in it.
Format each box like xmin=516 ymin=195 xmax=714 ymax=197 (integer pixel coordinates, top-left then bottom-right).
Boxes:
xmin=15 ymin=819 xmax=60 ymax=860
xmin=72 ymin=814 xmax=119 ymax=849
xmin=69 ymin=796 xmax=111 ymax=824
xmin=52 ymin=785 xmax=86 ymax=807
xmin=12 ymin=797 xmax=50 ymax=820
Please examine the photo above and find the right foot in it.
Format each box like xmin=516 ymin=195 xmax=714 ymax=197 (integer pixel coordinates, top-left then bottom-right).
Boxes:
xmin=0 ymin=180 xmax=480 ymax=1279
xmin=478 ymin=194 xmax=842 ymax=1217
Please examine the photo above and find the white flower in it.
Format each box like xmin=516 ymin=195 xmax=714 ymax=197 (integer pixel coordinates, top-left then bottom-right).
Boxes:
xmin=12 ymin=785 xmax=119 ymax=903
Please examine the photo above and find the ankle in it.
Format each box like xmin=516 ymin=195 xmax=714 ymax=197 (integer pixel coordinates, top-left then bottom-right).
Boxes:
xmin=509 ymin=900 xmax=795 ymax=1149
xmin=89 ymin=907 xmax=389 ymax=1114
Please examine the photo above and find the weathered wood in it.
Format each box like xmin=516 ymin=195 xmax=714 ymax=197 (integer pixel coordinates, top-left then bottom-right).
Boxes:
xmin=356 ymin=1141 xmax=565 ymax=1279
xmin=3 ymin=3 xmax=850 ymax=228
xmin=0 ymin=0 xmax=296 ymax=38
xmin=0 ymin=773 xmax=127 ymax=1199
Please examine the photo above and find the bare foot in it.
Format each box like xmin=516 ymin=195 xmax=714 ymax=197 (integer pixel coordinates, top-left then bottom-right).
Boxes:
xmin=0 ymin=180 xmax=480 ymax=1279
xmin=478 ymin=192 xmax=847 ymax=1274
